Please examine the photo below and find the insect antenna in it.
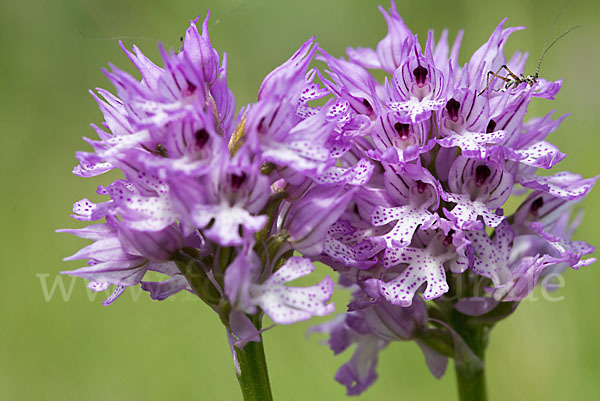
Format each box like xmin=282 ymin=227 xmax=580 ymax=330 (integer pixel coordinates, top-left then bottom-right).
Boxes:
xmin=209 ymin=0 xmax=250 ymax=30
xmin=535 ymin=25 xmax=581 ymax=79
xmin=77 ymin=30 xmax=179 ymax=50
xmin=538 ymin=0 xmax=570 ymax=61
xmin=77 ymin=30 xmax=166 ymax=44
xmin=534 ymin=1 xmax=575 ymax=78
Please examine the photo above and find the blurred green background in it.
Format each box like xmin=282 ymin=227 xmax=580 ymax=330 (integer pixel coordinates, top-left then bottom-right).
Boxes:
xmin=1 ymin=0 xmax=599 ymax=400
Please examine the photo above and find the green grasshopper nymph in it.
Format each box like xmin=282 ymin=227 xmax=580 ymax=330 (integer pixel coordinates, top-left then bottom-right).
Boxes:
xmin=479 ymin=25 xmax=580 ymax=96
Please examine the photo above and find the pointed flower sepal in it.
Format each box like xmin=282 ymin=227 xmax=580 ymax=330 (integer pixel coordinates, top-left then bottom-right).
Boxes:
xmin=283 ymin=186 xmax=356 ymax=255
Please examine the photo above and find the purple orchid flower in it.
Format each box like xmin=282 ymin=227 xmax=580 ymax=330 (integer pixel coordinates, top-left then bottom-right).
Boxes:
xmin=437 ymin=88 xmax=507 ymax=158
xmin=310 ymin=297 xmax=446 ymax=395
xmin=386 ymin=35 xmax=448 ymax=124
xmin=442 ymin=156 xmax=512 ymax=230
xmin=371 ymin=163 xmax=440 ymax=249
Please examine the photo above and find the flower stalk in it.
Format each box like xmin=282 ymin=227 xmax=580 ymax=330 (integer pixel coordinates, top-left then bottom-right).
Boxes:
xmin=455 ymin=358 xmax=487 ymax=401
xmin=174 ymin=248 xmax=274 ymax=400
xmin=234 ymin=316 xmax=274 ymax=401
xmin=451 ymin=316 xmax=488 ymax=401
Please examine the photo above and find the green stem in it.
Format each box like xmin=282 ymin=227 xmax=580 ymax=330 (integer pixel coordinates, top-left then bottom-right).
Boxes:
xmin=172 ymin=249 xmax=274 ymax=400
xmin=455 ymin=355 xmax=486 ymax=401
xmin=233 ymin=317 xmax=273 ymax=401
xmin=452 ymin=312 xmax=488 ymax=401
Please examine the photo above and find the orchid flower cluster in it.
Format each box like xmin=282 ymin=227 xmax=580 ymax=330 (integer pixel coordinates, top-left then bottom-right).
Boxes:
xmin=61 ymin=3 xmax=596 ymax=399
xmin=60 ymin=14 xmax=341 ymax=346
xmin=307 ymin=4 xmax=596 ymax=395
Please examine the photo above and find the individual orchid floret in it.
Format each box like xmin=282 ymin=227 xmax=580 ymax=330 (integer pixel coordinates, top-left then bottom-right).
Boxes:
xmin=317 ymin=50 xmax=380 ymax=118
xmin=442 ymin=156 xmax=512 ymax=230
xmin=144 ymin=118 xmax=227 ymax=178
xmin=245 ymin=41 xmax=352 ymax=178
xmin=529 ymin=219 xmax=596 ymax=269
xmin=466 ymin=201 xmax=594 ymax=303
xmin=511 ymin=210 xmax=594 ymax=288
xmin=78 ymin=13 xmax=236 ymax=170
xmin=311 ymin=297 xmax=446 ymax=395
xmin=224 ymin=249 xmax=335 ymax=344
xmin=486 ymin=254 xmax=559 ymax=301
xmin=369 ymin=115 xmax=434 ymax=163
xmin=82 ymin=88 xmax=150 ymax=160
xmin=110 ymin=16 xmax=229 ymax=130
xmin=172 ymin=150 xmax=270 ymax=246
xmin=512 ymin=190 xmax=596 ymax=267
xmin=386 ymin=34 xmax=448 ymax=124
xmin=60 ymin=223 xmax=146 ymax=298
xmin=503 ymin=110 xmax=566 ymax=170
xmin=59 ymin=217 xmax=184 ymax=306
xmin=250 ymin=256 xmax=335 ymax=324
xmin=254 ymin=101 xmax=339 ymax=176
xmin=371 ymin=163 xmax=440 ymax=249
xmin=518 ymin=171 xmax=598 ymax=202
xmin=437 ymin=88 xmax=507 ymax=158
xmin=510 ymin=190 xmax=596 ymax=267
xmin=321 ymin=219 xmax=386 ymax=270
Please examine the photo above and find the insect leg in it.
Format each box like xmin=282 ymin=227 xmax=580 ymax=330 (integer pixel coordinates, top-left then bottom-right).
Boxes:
xmin=499 ymin=65 xmax=522 ymax=82
xmin=479 ymin=67 xmax=511 ymax=96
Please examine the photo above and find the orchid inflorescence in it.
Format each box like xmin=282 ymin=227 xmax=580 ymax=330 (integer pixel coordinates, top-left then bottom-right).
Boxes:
xmin=61 ymin=2 xmax=596 ymax=398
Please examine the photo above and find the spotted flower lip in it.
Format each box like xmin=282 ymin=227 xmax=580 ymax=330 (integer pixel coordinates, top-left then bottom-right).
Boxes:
xmin=375 ymin=230 xmax=469 ymax=306
xmin=467 ymin=220 xmax=514 ymax=287
xmin=250 ymin=257 xmax=335 ymax=324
